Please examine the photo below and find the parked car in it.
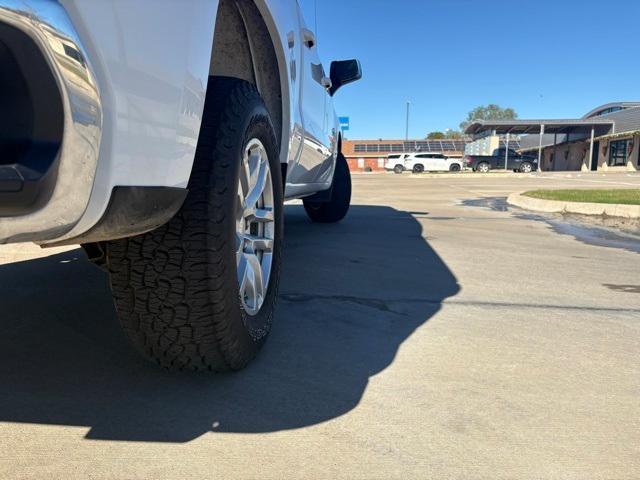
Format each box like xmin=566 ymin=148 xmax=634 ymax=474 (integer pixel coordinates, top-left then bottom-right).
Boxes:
xmin=385 ymin=154 xmax=411 ymax=173
xmin=0 ymin=0 xmax=361 ymax=372
xmin=465 ymin=148 xmax=538 ymax=173
xmin=405 ymin=153 xmax=463 ymax=173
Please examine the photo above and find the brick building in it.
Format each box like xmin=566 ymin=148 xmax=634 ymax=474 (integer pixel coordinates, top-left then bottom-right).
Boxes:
xmin=342 ymin=139 xmax=466 ymax=172
xmin=342 ymin=138 xmax=519 ymax=172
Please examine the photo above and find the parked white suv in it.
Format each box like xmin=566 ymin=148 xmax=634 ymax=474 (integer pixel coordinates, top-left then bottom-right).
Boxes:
xmin=405 ymin=153 xmax=463 ymax=173
xmin=384 ymin=154 xmax=411 ymax=173
xmin=0 ymin=0 xmax=361 ymax=371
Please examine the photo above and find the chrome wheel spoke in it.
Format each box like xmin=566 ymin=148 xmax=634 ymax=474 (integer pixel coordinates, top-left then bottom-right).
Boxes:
xmin=237 ymin=253 xmax=249 ymax=289
xmin=238 ymin=253 xmax=264 ymax=312
xmin=247 ymin=253 xmax=264 ymax=308
xmin=244 ymin=234 xmax=274 ymax=253
xmin=244 ymin=160 xmax=268 ymax=215
xmin=240 ymin=152 xmax=252 ymax=197
xmin=247 ymin=207 xmax=274 ymax=223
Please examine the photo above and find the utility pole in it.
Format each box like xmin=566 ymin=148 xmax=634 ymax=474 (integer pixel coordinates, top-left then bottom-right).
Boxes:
xmin=504 ymin=132 xmax=510 ymax=171
xmin=405 ymin=101 xmax=410 ymax=141
xmin=537 ymin=124 xmax=545 ymax=172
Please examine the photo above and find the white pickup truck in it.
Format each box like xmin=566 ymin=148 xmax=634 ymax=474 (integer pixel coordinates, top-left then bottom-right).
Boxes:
xmin=0 ymin=0 xmax=361 ymax=371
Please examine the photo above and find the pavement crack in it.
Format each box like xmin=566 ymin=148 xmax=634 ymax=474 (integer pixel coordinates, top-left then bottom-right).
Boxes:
xmin=280 ymin=293 xmax=640 ymax=315
xmin=279 ymin=293 xmax=407 ymax=315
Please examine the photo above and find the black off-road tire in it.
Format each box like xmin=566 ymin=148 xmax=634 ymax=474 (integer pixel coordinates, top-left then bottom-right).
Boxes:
xmin=303 ymin=153 xmax=351 ymax=223
xmin=106 ymin=77 xmax=283 ymax=372
xmin=393 ymin=164 xmax=404 ymax=174
xmin=449 ymin=163 xmax=461 ymax=172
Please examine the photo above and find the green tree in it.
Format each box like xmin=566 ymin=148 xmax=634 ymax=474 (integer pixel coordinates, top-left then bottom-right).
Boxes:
xmin=426 ymin=130 xmax=464 ymax=139
xmin=444 ymin=130 xmax=463 ymax=139
xmin=426 ymin=131 xmax=446 ymax=139
xmin=459 ymin=104 xmax=518 ymax=132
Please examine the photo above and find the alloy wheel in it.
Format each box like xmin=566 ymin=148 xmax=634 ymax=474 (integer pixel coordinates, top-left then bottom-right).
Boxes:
xmin=236 ymin=139 xmax=275 ymax=316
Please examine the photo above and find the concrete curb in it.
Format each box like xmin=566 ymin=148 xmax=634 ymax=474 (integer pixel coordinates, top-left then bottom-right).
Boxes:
xmin=507 ymin=192 xmax=640 ymax=219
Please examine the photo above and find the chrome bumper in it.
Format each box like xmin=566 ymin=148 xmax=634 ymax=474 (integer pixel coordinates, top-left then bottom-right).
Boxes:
xmin=0 ymin=0 xmax=102 ymax=244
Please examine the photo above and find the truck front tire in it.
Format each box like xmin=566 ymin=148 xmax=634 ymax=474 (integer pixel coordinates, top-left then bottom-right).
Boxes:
xmin=303 ymin=153 xmax=352 ymax=223
xmin=106 ymin=77 xmax=283 ymax=372
xmin=520 ymin=162 xmax=533 ymax=173
xmin=477 ymin=162 xmax=490 ymax=173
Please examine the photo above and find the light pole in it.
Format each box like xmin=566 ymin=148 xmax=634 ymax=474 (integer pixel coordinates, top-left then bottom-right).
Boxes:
xmin=504 ymin=132 xmax=510 ymax=171
xmin=405 ymin=101 xmax=410 ymax=141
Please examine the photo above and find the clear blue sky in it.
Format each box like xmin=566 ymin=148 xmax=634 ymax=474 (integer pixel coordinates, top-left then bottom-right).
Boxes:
xmin=299 ymin=0 xmax=640 ymax=140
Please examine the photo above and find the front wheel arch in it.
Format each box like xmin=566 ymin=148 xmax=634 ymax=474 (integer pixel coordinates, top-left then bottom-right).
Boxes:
xmin=209 ymin=0 xmax=288 ymax=165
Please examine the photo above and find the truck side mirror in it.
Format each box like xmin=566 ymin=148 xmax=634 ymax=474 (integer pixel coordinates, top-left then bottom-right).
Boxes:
xmin=329 ymin=59 xmax=362 ymax=96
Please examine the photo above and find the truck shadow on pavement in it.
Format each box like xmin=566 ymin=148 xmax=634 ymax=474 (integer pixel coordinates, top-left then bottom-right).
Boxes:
xmin=0 ymin=205 xmax=459 ymax=442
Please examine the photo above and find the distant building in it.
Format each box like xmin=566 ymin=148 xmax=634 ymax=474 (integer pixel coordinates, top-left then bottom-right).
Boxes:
xmin=467 ymin=102 xmax=640 ymax=172
xmin=342 ymin=138 xmax=518 ymax=172
xmin=523 ymin=102 xmax=640 ymax=171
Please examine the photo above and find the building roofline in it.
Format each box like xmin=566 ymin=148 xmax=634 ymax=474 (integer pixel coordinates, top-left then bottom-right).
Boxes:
xmin=582 ymin=102 xmax=640 ymax=119
xmin=464 ymin=119 xmax=614 ymax=136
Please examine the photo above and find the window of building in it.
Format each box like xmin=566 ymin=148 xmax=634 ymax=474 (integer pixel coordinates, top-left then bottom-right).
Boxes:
xmin=596 ymin=106 xmax=623 ymax=117
xmin=609 ymin=139 xmax=629 ymax=166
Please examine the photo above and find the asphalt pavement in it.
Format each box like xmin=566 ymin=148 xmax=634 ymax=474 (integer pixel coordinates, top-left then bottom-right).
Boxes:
xmin=1 ymin=172 xmax=639 ymax=479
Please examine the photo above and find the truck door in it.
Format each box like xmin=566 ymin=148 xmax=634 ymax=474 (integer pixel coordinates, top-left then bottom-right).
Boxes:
xmin=277 ymin=0 xmax=305 ymax=197
xmin=494 ymin=148 xmax=505 ymax=169
xmin=286 ymin=12 xmax=333 ymax=189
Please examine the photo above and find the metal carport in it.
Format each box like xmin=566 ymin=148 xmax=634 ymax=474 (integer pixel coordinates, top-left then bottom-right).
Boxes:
xmin=465 ymin=119 xmax=615 ymax=171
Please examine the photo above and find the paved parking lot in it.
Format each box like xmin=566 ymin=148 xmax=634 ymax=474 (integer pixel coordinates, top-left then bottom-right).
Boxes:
xmin=1 ymin=172 xmax=639 ymax=479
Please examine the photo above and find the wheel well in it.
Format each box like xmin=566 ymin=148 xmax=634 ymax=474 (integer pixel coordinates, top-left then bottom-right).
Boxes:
xmin=209 ymin=0 xmax=286 ymax=162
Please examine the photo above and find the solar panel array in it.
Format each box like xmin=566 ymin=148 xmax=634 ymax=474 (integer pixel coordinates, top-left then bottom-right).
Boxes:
xmin=353 ymin=140 xmax=521 ymax=154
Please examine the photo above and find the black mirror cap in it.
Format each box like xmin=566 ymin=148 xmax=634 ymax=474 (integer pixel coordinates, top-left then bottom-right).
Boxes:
xmin=329 ymin=59 xmax=362 ymax=96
